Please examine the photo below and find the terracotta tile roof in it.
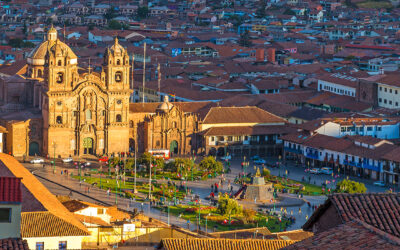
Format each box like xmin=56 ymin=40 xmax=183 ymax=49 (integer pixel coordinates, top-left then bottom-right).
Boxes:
xmin=160 ymin=238 xmax=296 ymax=250
xmin=0 ymin=153 xmax=89 ymax=237
xmin=62 ymin=200 xmax=89 ymax=212
xmin=21 ymin=212 xmax=89 ymax=238
xmin=203 ymin=106 xmax=286 ymax=124
xmin=0 ymin=238 xmax=29 ymax=250
xmin=304 ymin=193 xmax=400 ymax=238
xmin=106 ymin=206 xmax=131 ymax=222
xmin=286 ymin=220 xmax=400 ymax=250
xmin=0 ymin=177 xmax=22 ymax=203
xmin=202 ymin=125 xmax=296 ymax=136
xmin=210 ymin=227 xmax=272 ymax=239
xmin=74 ymin=214 xmax=111 ymax=227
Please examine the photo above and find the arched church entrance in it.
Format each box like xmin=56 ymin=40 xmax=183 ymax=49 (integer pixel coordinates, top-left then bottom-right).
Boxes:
xmin=83 ymin=137 xmax=94 ymax=155
xmin=170 ymin=140 xmax=178 ymax=155
xmin=29 ymin=142 xmax=40 ymax=156
xmin=129 ymin=138 xmax=135 ymax=153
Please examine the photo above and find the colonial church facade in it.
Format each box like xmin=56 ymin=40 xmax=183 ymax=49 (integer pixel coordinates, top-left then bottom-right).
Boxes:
xmin=0 ymin=27 xmax=289 ymax=159
xmin=0 ymin=26 xmax=201 ymax=158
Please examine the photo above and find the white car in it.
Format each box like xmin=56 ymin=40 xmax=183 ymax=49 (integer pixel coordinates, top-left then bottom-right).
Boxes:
xmin=30 ymin=158 xmax=44 ymax=164
xmin=254 ymin=159 xmax=266 ymax=165
xmin=321 ymin=167 xmax=333 ymax=175
xmin=84 ymin=162 xmax=91 ymax=166
xmin=62 ymin=157 xmax=73 ymax=163
xmin=220 ymin=155 xmax=232 ymax=161
xmin=310 ymin=168 xmax=322 ymax=174
xmin=373 ymin=181 xmax=386 ymax=187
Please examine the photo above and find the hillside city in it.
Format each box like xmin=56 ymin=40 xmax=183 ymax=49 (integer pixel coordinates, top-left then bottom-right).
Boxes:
xmin=2 ymin=0 xmax=400 ymax=249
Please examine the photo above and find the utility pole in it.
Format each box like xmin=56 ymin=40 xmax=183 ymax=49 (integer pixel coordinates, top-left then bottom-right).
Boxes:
xmin=142 ymin=42 xmax=146 ymax=104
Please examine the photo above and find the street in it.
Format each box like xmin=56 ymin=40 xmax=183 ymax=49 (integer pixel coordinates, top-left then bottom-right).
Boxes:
xmin=23 ymin=155 xmax=388 ymax=232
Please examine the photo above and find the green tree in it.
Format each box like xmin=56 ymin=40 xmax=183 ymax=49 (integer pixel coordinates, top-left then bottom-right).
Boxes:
xmin=199 ymin=156 xmax=223 ymax=173
xmin=239 ymin=30 xmax=252 ymax=47
xmin=335 ymin=179 xmax=366 ymax=194
xmin=139 ymin=152 xmax=153 ymax=167
xmin=137 ymin=6 xmax=149 ymax=19
xmin=262 ymin=167 xmax=270 ymax=177
xmin=8 ymin=38 xmax=24 ymax=48
xmin=256 ymin=1 xmax=267 ymax=18
xmin=108 ymin=20 xmax=123 ymax=30
xmin=173 ymin=158 xmax=194 ymax=176
xmin=104 ymin=8 xmax=117 ymax=20
xmin=229 ymin=15 xmax=243 ymax=29
xmin=242 ymin=208 xmax=256 ymax=223
xmin=283 ymin=8 xmax=296 ymax=16
xmin=217 ymin=193 xmax=242 ymax=216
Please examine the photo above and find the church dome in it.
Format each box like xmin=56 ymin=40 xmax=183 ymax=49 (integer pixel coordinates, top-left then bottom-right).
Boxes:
xmin=109 ymin=37 xmax=126 ymax=56
xmin=27 ymin=26 xmax=78 ymax=66
xmin=157 ymin=96 xmax=174 ymax=112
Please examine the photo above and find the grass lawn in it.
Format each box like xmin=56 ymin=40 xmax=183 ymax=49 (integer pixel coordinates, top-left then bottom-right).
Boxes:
xmin=158 ymin=204 xmax=291 ymax=232
xmin=357 ymin=0 xmax=392 ymax=9
xmin=264 ymin=176 xmax=324 ymax=196
xmin=72 ymin=175 xmax=186 ymax=201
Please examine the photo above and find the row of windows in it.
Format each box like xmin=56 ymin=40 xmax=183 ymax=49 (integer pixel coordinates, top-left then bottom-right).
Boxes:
xmin=210 ymin=136 xmax=251 ymax=142
xmin=36 ymin=241 xmax=67 ymax=250
xmin=340 ymin=126 xmax=382 ymax=132
xmin=55 ymin=114 xmax=122 ymax=124
xmin=379 ymin=86 xmax=399 ymax=94
xmin=320 ymin=84 xmax=355 ymax=96
xmin=378 ymin=98 xmax=399 ymax=106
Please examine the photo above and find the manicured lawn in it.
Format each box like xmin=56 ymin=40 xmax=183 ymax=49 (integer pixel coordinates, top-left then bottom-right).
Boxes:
xmin=357 ymin=0 xmax=392 ymax=9
xmin=267 ymin=176 xmax=324 ymax=196
xmin=158 ymin=204 xmax=291 ymax=232
xmin=72 ymin=175 xmax=186 ymax=201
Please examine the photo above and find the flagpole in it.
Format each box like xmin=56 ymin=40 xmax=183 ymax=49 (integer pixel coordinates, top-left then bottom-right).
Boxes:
xmin=131 ymin=54 xmax=135 ymax=102
xmin=142 ymin=42 xmax=146 ymax=104
xmin=157 ymin=63 xmax=161 ymax=101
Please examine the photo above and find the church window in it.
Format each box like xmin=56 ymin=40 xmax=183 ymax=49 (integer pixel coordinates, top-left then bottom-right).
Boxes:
xmin=102 ymin=110 xmax=106 ymax=116
xmin=156 ymin=140 xmax=160 ymax=147
xmin=116 ymin=114 xmax=122 ymax=122
xmin=58 ymin=60 xmax=62 ymax=66
xmin=172 ymin=121 xmax=177 ymax=128
xmin=86 ymin=110 xmax=92 ymax=120
xmin=115 ymin=71 xmax=122 ymax=82
xmin=56 ymin=72 xmax=63 ymax=83
xmin=56 ymin=116 xmax=62 ymax=124
xmin=117 ymin=99 xmax=122 ymax=104
xmin=57 ymin=101 xmax=62 ymax=106
xmin=37 ymin=69 xmax=42 ymax=77
xmin=129 ymin=120 xmax=133 ymax=128
xmin=117 ymin=59 xmax=121 ymax=65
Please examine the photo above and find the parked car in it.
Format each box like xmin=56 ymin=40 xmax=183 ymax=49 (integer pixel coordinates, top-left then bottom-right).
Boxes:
xmin=321 ymin=167 xmax=333 ymax=175
xmin=220 ymin=155 xmax=232 ymax=161
xmin=62 ymin=157 xmax=73 ymax=163
xmin=251 ymin=155 xmax=261 ymax=161
xmin=310 ymin=168 xmax=322 ymax=174
xmin=254 ymin=159 xmax=266 ymax=165
xmin=99 ymin=156 xmax=109 ymax=162
xmin=30 ymin=158 xmax=44 ymax=164
xmin=373 ymin=181 xmax=386 ymax=187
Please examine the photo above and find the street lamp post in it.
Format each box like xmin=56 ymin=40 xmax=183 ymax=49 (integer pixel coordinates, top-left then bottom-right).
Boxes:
xmin=198 ymin=200 xmax=201 ymax=232
xmin=52 ymin=141 xmax=56 ymax=174
xmin=205 ymin=213 xmax=211 ymax=233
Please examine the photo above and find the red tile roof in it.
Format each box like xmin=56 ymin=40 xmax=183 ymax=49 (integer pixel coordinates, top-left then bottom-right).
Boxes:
xmin=304 ymin=193 xmax=400 ymax=238
xmin=0 ymin=238 xmax=29 ymax=250
xmin=0 ymin=177 xmax=22 ymax=203
xmin=286 ymin=219 xmax=400 ymax=250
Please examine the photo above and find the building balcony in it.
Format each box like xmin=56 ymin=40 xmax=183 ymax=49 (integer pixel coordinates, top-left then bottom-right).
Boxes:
xmin=343 ymin=160 xmax=361 ymax=168
xmin=284 ymin=147 xmax=302 ymax=155
xmin=362 ymin=163 xmax=380 ymax=172
xmin=306 ymin=151 xmax=319 ymax=160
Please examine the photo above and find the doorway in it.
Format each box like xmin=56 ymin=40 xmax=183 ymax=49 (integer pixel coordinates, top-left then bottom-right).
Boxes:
xmin=83 ymin=137 xmax=94 ymax=155
xmin=170 ymin=140 xmax=178 ymax=155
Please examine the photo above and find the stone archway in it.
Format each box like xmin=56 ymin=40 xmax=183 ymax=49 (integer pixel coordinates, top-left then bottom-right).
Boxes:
xmin=129 ymin=138 xmax=135 ymax=152
xmin=29 ymin=142 xmax=40 ymax=156
xmin=83 ymin=137 xmax=94 ymax=155
xmin=170 ymin=140 xmax=178 ymax=155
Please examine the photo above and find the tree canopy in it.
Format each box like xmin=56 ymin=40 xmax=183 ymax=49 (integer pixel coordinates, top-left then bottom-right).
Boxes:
xmin=335 ymin=179 xmax=367 ymax=194
xmin=217 ymin=193 xmax=243 ymax=216
xmin=137 ymin=6 xmax=149 ymax=19
xmin=199 ymin=156 xmax=223 ymax=173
